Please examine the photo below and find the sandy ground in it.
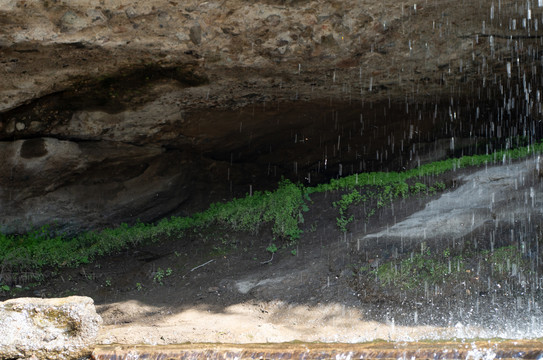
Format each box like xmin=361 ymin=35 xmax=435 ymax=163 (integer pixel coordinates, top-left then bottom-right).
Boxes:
xmin=96 ymin=299 xmax=500 ymax=345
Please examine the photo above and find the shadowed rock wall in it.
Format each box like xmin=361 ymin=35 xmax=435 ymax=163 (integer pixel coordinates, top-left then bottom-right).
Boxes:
xmin=0 ymin=0 xmax=540 ymax=233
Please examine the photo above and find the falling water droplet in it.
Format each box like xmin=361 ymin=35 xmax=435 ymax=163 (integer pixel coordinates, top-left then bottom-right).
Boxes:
xmin=490 ymin=3 xmax=495 ymax=19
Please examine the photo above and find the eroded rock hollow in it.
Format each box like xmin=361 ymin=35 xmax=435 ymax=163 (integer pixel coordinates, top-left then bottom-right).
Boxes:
xmin=0 ymin=0 xmax=540 ymax=233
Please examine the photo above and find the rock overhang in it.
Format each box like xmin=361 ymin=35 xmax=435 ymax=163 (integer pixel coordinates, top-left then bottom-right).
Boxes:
xmin=0 ymin=0 xmax=541 ymax=233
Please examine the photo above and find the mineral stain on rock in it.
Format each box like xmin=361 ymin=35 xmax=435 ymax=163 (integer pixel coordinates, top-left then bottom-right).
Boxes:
xmin=189 ymin=24 xmax=202 ymax=45
xmin=20 ymin=138 xmax=47 ymax=159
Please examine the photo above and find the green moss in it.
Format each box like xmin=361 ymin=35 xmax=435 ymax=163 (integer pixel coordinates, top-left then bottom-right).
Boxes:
xmin=309 ymin=140 xmax=543 ymax=194
xmin=484 ymin=245 xmax=529 ymax=275
xmin=367 ymin=243 xmax=533 ymax=292
xmin=1 ymin=141 xmax=543 ymax=280
xmin=320 ymin=140 xmax=543 ymax=232
xmin=369 ymin=249 xmax=462 ymax=290
xmin=0 ymin=180 xmax=306 ymax=279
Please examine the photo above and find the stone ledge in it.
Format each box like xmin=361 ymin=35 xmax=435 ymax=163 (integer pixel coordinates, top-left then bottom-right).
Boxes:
xmin=0 ymin=296 xmax=102 ymax=360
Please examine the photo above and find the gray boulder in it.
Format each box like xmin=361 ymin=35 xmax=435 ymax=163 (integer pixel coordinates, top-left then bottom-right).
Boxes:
xmin=0 ymin=296 xmax=102 ymax=360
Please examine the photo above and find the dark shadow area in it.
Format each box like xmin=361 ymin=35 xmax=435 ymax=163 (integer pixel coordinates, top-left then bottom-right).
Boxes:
xmin=0 ymin=62 xmax=207 ymax=141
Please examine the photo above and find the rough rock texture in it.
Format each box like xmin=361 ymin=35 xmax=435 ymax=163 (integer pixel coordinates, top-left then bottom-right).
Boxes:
xmin=0 ymin=0 xmax=539 ymax=232
xmin=0 ymin=137 xmax=194 ymax=234
xmin=0 ymin=296 xmax=102 ymax=360
xmin=0 ymin=0 xmax=524 ymax=111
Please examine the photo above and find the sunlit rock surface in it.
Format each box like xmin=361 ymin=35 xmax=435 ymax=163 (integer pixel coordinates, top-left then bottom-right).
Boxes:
xmin=0 ymin=296 xmax=102 ymax=360
xmin=361 ymin=156 xmax=543 ymax=244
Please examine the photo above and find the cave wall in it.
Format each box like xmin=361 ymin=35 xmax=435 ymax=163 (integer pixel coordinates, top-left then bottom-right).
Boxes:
xmin=0 ymin=0 xmax=539 ymax=233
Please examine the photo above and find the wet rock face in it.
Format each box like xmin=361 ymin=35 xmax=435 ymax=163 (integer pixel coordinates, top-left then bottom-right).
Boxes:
xmin=0 ymin=296 xmax=102 ymax=360
xmin=0 ymin=0 xmax=540 ymax=233
xmin=358 ymin=157 xmax=543 ymax=266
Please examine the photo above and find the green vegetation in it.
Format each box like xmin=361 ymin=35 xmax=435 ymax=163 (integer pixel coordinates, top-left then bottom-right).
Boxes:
xmin=309 ymin=140 xmax=543 ymax=194
xmin=210 ymin=235 xmax=238 ymax=256
xmin=0 ymin=179 xmax=306 ymax=282
xmin=1 ymin=141 xmax=543 ymax=284
xmin=321 ymin=138 xmax=543 ymax=232
xmin=366 ymin=244 xmax=532 ymax=293
xmin=333 ymin=190 xmax=364 ymax=233
xmin=266 ymin=243 xmax=278 ymax=254
xmin=332 ymin=181 xmax=420 ymax=232
xmin=153 ymin=267 xmax=173 ymax=285
xmin=483 ymin=245 xmax=529 ymax=276
xmin=370 ymin=248 xmax=464 ymax=290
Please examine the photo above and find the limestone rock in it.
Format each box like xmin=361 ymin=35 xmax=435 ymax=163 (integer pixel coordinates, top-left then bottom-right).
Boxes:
xmin=60 ymin=11 xmax=90 ymax=33
xmin=0 ymin=0 xmax=523 ymax=112
xmin=0 ymin=296 xmax=102 ymax=360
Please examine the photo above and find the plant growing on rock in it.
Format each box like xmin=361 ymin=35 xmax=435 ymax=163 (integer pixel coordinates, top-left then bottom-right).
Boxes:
xmin=1 ymin=142 xmax=543 ymax=282
xmin=153 ymin=267 xmax=172 ymax=285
